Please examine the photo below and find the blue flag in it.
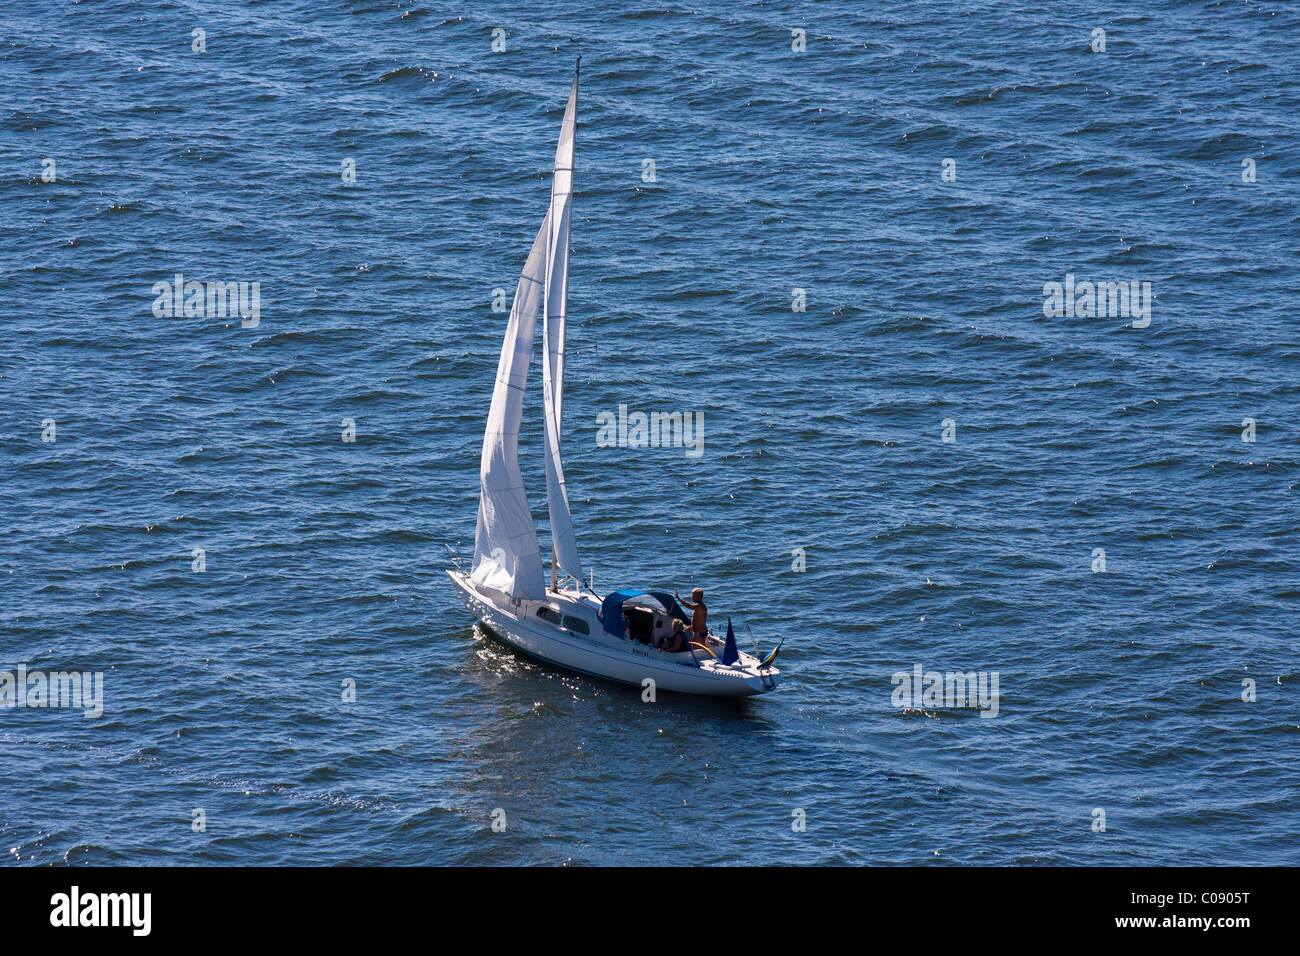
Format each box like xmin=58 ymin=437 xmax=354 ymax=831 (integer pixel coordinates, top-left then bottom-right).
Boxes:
xmin=721 ymin=618 xmax=739 ymax=665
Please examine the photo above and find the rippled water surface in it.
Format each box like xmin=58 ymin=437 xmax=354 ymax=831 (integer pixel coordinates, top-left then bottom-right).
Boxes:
xmin=2 ymin=0 xmax=1298 ymax=865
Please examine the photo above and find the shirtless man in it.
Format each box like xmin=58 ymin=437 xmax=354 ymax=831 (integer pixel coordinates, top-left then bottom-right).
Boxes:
xmin=674 ymin=588 xmax=708 ymax=645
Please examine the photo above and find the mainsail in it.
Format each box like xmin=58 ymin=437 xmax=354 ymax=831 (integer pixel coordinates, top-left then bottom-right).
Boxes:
xmin=541 ymin=62 xmax=583 ymax=586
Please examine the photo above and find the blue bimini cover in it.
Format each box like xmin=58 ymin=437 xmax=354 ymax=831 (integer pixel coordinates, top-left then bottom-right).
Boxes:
xmin=599 ymin=588 xmax=646 ymax=636
xmin=598 ymin=589 xmax=691 ymax=637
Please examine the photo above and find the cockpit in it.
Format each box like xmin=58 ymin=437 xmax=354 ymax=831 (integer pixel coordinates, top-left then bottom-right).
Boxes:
xmin=620 ymin=596 xmax=680 ymax=646
xmin=596 ymin=590 xmax=695 ymax=652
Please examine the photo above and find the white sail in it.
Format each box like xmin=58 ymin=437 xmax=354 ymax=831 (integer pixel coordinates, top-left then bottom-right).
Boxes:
xmin=541 ymin=64 xmax=583 ymax=586
xmin=471 ymin=213 xmax=552 ymax=600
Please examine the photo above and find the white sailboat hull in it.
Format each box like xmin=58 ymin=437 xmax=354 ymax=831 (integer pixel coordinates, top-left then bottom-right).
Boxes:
xmin=447 ymin=570 xmax=778 ymax=698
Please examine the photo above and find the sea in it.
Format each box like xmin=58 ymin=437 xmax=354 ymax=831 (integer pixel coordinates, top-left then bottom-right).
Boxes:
xmin=1 ymin=0 xmax=1297 ymax=865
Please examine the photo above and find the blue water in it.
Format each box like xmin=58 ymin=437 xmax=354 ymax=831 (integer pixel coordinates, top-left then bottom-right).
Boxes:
xmin=2 ymin=0 xmax=1297 ymax=866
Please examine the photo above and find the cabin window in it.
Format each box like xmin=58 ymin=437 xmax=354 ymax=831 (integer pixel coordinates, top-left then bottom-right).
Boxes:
xmin=537 ymin=606 xmax=561 ymax=625
xmin=562 ymin=615 xmax=589 ymax=635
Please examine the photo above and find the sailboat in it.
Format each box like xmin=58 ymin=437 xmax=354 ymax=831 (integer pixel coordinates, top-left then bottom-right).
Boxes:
xmin=447 ymin=61 xmax=781 ymax=698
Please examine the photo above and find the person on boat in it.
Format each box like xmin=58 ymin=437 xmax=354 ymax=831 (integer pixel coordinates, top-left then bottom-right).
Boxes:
xmin=674 ymin=588 xmax=708 ymax=645
xmin=657 ymin=622 xmax=687 ymax=654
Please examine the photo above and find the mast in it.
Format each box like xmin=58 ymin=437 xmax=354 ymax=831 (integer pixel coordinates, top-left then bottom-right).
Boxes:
xmin=545 ymin=83 xmax=554 ymax=594
xmin=543 ymin=57 xmax=582 ymax=593
xmin=554 ymin=56 xmax=577 ymax=593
